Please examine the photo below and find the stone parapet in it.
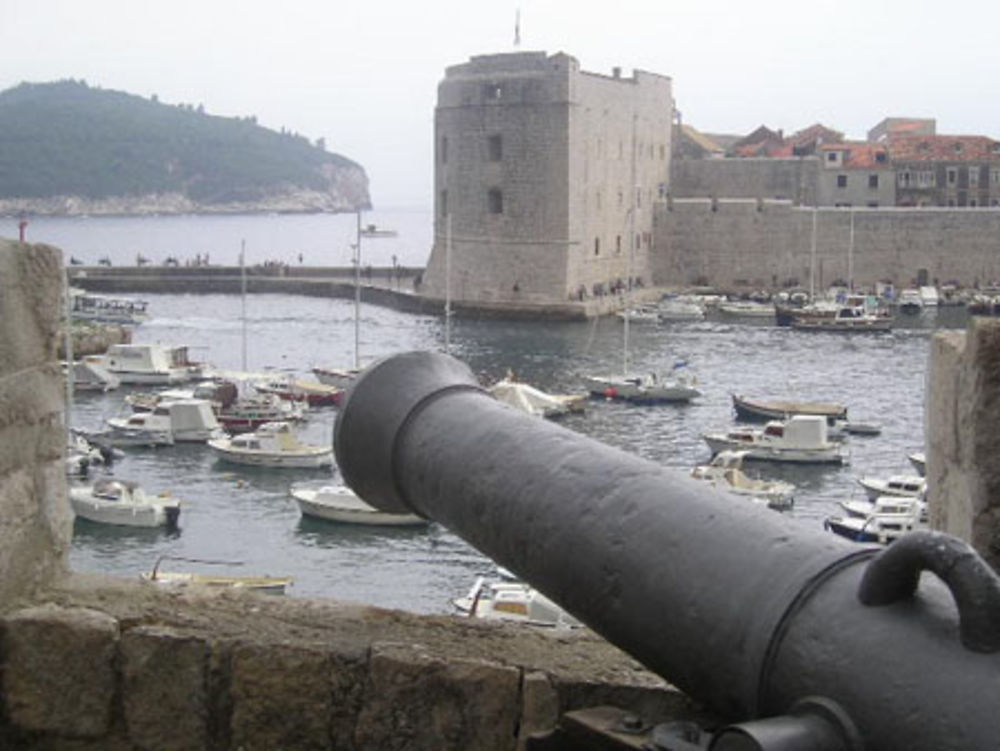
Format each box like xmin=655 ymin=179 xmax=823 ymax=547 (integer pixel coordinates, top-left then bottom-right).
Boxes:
xmin=0 ymin=580 xmax=700 ymax=751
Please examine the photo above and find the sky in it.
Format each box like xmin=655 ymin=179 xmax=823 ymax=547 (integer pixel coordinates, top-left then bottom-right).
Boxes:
xmin=3 ymin=0 xmax=998 ymax=208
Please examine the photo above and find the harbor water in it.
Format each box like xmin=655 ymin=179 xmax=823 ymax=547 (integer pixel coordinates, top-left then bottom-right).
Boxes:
xmin=68 ymin=286 xmax=967 ymax=615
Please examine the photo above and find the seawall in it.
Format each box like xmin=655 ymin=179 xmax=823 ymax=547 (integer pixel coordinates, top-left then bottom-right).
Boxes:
xmin=653 ymin=200 xmax=1000 ymax=290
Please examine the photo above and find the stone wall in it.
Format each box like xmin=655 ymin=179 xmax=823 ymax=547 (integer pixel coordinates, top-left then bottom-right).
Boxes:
xmin=925 ymin=317 xmax=1000 ymax=571
xmin=670 ymin=157 xmax=819 ymax=206
xmin=653 ymin=200 xmax=1000 ymax=290
xmin=0 ymin=238 xmax=72 ymax=603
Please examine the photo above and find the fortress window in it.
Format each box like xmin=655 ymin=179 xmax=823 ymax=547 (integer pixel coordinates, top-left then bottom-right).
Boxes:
xmin=837 ymin=175 xmax=848 ymax=188
xmin=594 ymin=237 xmax=600 ymax=256
xmin=969 ymin=167 xmax=980 ymax=186
xmin=440 ymin=190 xmax=448 ymax=217
xmin=483 ymin=83 xmax=503 ymax=100
xmin=868 ymin=174 xmax=879 ymax=189
xmin=947 ymin=168 xmax=957 ymax=186
xmin=488 ymin=134 xmax=503 ymax=161
xmin=440 ymin=136 xmax=448 ymax=164
xmin=616 ymin=235 xmax=621 ymax=254
xmin=488 ymin=189 xmax=504 ymax=214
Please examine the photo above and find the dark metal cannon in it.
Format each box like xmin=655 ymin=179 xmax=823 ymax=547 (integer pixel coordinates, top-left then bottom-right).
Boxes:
xmin=334 ymin=351 xmax=1000 ymax=751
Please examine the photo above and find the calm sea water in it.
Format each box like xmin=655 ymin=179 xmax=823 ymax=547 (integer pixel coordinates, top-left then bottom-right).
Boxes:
xmin=17 ymin=207 xmax=434 ymax=269
xmin=67 ymin=278 xmax=968 ymax=615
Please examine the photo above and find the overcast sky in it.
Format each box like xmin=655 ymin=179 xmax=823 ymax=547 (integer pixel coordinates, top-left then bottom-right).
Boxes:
xmin=3 ymin=0 xmax=997 ymax=208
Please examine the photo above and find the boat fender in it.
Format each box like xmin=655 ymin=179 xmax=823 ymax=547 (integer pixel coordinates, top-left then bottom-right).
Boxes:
xmin=604 ymin=387 xmax=617 ymax=399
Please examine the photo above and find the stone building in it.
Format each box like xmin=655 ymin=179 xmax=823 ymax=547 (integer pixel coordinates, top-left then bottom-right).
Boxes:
xmin=421 ymin=51 xmax=673 ymax=305
xmin=890 ymin=134 xmax=1000 ymax=207
xmin=816 ymin=141 xmax=895 ymax=207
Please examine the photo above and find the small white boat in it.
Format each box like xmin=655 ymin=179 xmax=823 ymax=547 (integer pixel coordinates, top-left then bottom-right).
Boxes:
xmin=208 ymin=421 xmax=333 ymax=468
xmin=690 ymin=450 xmax=795 ymax=510
xmin=217 ymin=393 xmax=307 ymax=433
xmin=657 ymin=299 xmax=705 ymax=321
xmin=703 ymin=415 xmax=846 ymax=464
xmin=105 ymin=409 xmax=174 ymax=447
xmin=838 ymin=495 xmax=929 ymax=523
xmin=488 ymin=378 xmax=587 ymax=418
xmin=254 ymin=376 xmax=342 ymax=407
xmin=311 ymin=366 xmax=359 ymax=390
xmin=70 ymin=288 xmax=149 ymax=325
xmin=359 ymin=224 xmax=398 ymax=238
xmin=717 ymin=300 xmax=776 ymax=318
xmin=453 ymin=577 xmax=582 ymax=629
xmin=582 ymin=367 xmax=700 ymax=404
xmin=140 ymin=557 xmax=291 ymax=594
xmin=70 ymin=478 xmax=180 ymax=529
xmin=291 ymin=484 xmax=428 ymax=526
xmin=857 ymin=474 xmax=925 ymax=502
xmin=825 ymin=497 xmax=926 ymax=544
xmin=98 ymin=343 xmax=203 ymax=384
xmin=897 ymin=288 xmax=924 ymax=315
xmin=616 ymin=306 xmax=660 ymax=324
xmin=908 ymin=451 xmax=926 ymax=477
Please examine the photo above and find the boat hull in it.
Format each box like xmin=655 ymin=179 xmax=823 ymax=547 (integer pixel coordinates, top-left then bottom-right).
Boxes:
xmin=292 ymin=488 xmax=426 ymax=526
xmin=703 ymin=435 xmax=844 ymax=464
xmin=208 ymin=445 xmax=333 ymax=468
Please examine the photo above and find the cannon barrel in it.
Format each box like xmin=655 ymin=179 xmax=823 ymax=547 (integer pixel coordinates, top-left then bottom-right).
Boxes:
xmin=334 ymin=351 xmax=1000 ymax=750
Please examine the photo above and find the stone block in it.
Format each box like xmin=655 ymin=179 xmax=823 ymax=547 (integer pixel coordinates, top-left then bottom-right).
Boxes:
xmin=121 ymin=625 xmax=210 ymax=751
xmin=229 ymin=641 xmax=337 ymax=751
xmin=517 ymin=670 xmax=560 ymax=749
xmin=1 ymin=604 xmax=119 ymax=737
xmin=355 ymin=641 xmax=520 ymax=751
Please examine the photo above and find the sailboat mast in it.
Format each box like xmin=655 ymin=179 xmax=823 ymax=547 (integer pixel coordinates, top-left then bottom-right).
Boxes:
xmin=445 ymin=213 xmax=452 ymax=355
xmin=240 ymin=239 xmax=247 ymax=373
xmin=624 ymin=113 xmax=638 ymax=376
xmin=63 ymin=268 xmax=74 ymax=439
xmin=354 ymin=211 xmax=362 ymax=370
xmin=848 ymin=208 xmax=855 ymax=291
xmin=809 ymin=207 xmax=818 ymax=301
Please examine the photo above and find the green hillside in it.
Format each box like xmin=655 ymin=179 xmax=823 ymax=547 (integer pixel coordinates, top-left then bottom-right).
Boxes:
xmin=0 ymin=80 xmax=368 ymax=206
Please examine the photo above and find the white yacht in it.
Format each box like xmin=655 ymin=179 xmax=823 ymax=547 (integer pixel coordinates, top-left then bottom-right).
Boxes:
xmin=99 ymin=343 xmax=202 ymax=385
xmin=703 ymin=415 xmax=846 ymax=464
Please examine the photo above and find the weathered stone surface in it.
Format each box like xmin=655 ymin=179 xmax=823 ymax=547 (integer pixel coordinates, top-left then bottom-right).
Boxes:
xmin=518 ymin=671 xmax=561 ymax=749
xmin=927 ymin=318 xmax=1000 ymax=570
xmin=356 ymin=641 xmax=520 ymax=751
xmin=121 ymin=625 xmax=210 ymax=751
xmin=229 ymin=641 xmax=337 ymax=751
xmin=1 ymin=604 xmax=119 ymax=737
xmin=0 ymin=239 xmax=71 ymax=605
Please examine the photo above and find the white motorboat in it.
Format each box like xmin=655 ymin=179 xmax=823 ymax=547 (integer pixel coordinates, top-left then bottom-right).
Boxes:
xmin=453 ymin=576 xmax=582 ymax=629
xmin=908 ymin=451 xmax=926 ymax=477
xmin=657 ymin=299 xmax=705 ymax=321
xmin=582 ymin=367 xmax=700 ymax=404
xmin=69 ymin=478 xmax=180 ymax=529
xmin=208 ymin=421 xmax=333 ymax=468
xmin=717 ymin=300 xmax=776 ymax=318
xmin=897 ymin=288 xmax=924 ymax=315
xmin=69 ymin=288 xmax=149 ymax=325
xmin=105 ymin=409 xmax=174 ymax=447
xmin=857 ymin=474 xmax=925 ymax=502
xmin=217 ymin=393 xmax=307 ymax=433
xmin=838 ymin=495 xmax=928 ymax=523
xmin=488 ymin=378 xmax=587 ymax=418
xmin=703 ymin=415 xmax=846 ymax=464
xmin=825 ymin=497 xmax=926 ymax=544
xmin=616 ymin=306 xmax=660 ymax=324
xmin=291 ymin=484 xmax=428 ymax=526
xmin=98 ymin=343 xmax=203 ymax=384
xmin=311 ymin=366 xmax=359 ymax=390
xmin=690 ymin=450 xmax=795 ymax=510
xmin=254 ymin=376 xmax=342 ymax=407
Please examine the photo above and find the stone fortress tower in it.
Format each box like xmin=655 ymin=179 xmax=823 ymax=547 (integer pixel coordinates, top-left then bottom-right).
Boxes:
xmin=421 ymin=51 xmax=674 ymax=306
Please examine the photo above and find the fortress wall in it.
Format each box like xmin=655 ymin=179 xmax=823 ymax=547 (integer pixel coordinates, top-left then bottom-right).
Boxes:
xmin=0 ymin=239 xmax=72 ymax=604
xmin=653 ymin=201 xmax=1000 ymax=290
xmin=670 ymin=158 xmax=819 ymax=206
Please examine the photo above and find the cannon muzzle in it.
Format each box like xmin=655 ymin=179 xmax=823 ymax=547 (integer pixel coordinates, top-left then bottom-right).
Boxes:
xmin=335 ymin=351 xmax=1000 ymax=751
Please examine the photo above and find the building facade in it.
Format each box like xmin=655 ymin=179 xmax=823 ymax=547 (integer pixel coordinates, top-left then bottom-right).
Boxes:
xmin=816 ymin=142 xmax=896 ymax=207
xmin=421 ymin=52 xmax=673 ymax=304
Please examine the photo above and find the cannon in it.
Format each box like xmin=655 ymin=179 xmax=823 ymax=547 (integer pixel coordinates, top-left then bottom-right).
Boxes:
xmin=334 ymin=351 xmax=1000 ymax=750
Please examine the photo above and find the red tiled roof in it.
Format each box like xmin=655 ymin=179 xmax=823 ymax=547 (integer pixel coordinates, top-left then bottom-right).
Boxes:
xmin=819 ymin=141 xmax=891 ymax=169
xmin=888 ymin=134 xmax=1000 ymax=163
